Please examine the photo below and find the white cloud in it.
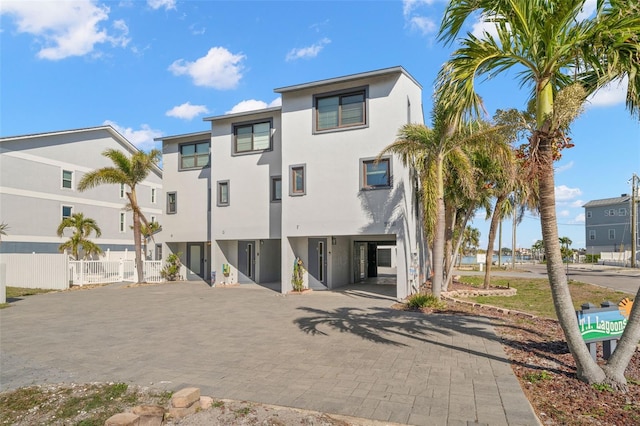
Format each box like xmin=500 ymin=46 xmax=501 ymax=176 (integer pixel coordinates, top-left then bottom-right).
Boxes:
xmin=408 ymin=16 xmax=436 ymax=35
xmin=166 ymin=102 xmax=209 ymax=120
xmin=587 ymin=76 xmax=628 ymax=108
xmin=0 ymin=0 xmax=130 ymax=60
xmin=558 ymin=210 xmax=571 ymax=218
xmin=169 ymin=47 xmax=245 ymax=89
xmin=402 ymin=0 xmax=435 ymax=17
xmin=577 ymin=0 xmax=597 ymax=21
xmin=286 ymin=38 xmax=331 ymax=61
xmin=226 ymin=98 xmax=282 ymax=114
xmin=569 ymin=199 xmax=585 ymax=208
xmin=555 ymin=185 xmax=582 ymax=202
xmin=147 ymin=0 xmax=176 ymax=11
xmin=555 ymin=161 xmax=574 ymax=173
xmin=471 ymin=16 xmax=501 ymax=39
xmin=104 ymin=120 xmax=162 ymax=151
xmin=573 ymin=213 xmax=586 ymax=224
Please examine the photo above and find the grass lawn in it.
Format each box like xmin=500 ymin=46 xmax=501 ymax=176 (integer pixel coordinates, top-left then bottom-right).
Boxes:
xmin=457 ymin=276 xmax=630 ymax=319
xmin=0 ymin=286 xmax=56 ymax=309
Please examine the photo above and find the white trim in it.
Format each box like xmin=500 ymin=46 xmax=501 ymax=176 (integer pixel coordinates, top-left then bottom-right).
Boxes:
xmin=0 ymin=186 xmax=163 ymax=215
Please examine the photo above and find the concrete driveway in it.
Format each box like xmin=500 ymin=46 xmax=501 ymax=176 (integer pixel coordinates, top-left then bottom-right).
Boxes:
xmin=0 ymin=281 xmax=540 ymax=425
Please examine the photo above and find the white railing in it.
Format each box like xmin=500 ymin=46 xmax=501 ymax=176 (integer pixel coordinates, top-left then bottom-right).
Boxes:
xmin=144 ymin=261 xmax=163 ymax=283
xmin=69 ymin=260 xmax=123 ymax=285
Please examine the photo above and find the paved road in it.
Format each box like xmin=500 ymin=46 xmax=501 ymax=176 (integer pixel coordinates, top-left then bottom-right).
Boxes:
xmin=0 ymin=281 xmax=540 ymax=426
xmin=457 ymin=263 xmax=640 ymax=295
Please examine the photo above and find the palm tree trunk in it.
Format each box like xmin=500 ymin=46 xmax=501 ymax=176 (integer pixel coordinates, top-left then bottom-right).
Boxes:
xmin=443 ymin=204 xmax=456 ymax=292
xmin=128 ymin=190 xmax=144 ymax=283
xmin=484 ymin=195 xmax=505 ymax=289
xmin=432 ymin=154 xmax=446 ymax=299
xmin=536 ymin=139 xmax=605 ymax=388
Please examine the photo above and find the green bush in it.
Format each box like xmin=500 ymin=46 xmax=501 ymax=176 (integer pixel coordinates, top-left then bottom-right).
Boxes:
xmin=407 ymin=293 xmax=445 ymax=309
xmin=160 ymin=252 xmax=182 ymax=281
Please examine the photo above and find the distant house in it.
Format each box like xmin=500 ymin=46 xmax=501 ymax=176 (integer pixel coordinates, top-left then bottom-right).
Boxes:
xmin=0 ymin=126 xmax=163 ymax=257
xmin=159 ymin=66 xmax=427 ymax=299
xmin=583 ymin=194 xmax=639 ymax=258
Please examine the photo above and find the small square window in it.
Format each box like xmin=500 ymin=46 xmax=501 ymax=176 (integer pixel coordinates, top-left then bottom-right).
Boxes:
xmin=619 ymin=208 xmax=626 ymax=216
xmin=62 ymin=170 xmax=73 ymax=189
xmin=119 ymin=212 xmax=126 ymax=233
xmin=586 ymin=211 xmax=592 ymax=218
xmin=271 ymin=176 xmax=282 ymax=202
xmin=361 ymin=158 xmax=391 ymax=189
xmin=234 ymin=121 xmax=272 ymax=154
xmin=217 ymin=181 xmax=229 ymax=206
xmin=62 ymin=205 xmax=73 ymax=219
xmin=180 ymin=141 xmax=210 ymax=169
xmin=290 ymin=165 xmax=306 ymax=196
xmin=167 ymin=192 xmax=177 ymax=214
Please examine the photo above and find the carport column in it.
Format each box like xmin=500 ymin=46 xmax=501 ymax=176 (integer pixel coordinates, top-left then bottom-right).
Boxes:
xmin=395 ymin=236 xmax=409 ymax=301
xmin=281 ymin=237 xmax=296 ymax=294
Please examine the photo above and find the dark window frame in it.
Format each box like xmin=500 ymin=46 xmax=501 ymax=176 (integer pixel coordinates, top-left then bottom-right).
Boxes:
xmin=179 ymin=141 xmax=210 ymax=170
xmin=217 ymin=180 xmax=230 ymax=207
xmin=233 ymin=119 xmax=273 ymax=155
xmin=313 ymin=86 xmax=368 ymax=133
xmin=289 ymin=164 xmax=306 ymax=196
xmin=167 ymin=191 xmax=177 ymax=214
xmin=271 ymin=176 xmax=282 ymax=202
xmin=360 ymin=156 xmax=392 ymax=190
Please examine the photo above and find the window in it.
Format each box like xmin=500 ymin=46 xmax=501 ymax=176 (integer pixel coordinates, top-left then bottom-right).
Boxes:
xmin=150 ymin=215 xmax=157 ymax=224
xmin=119 ymin=183 xmax=125 ymax=199
xmin=619 ymin=208 xmax=627 ymax=216
xmin=119 ymin=212 xmax=126 ymax=233
xmin=290 ymin=165 xmax=306 ymax=196
xmin=62 ymin=205 xmax=73 ymax=219
xmin=217 ymin=181 xmax=229 ymax=206
xmin=62 ymin=170 xmax=73 ymax=189
xmin=608 ymin=229 xmax=615 ymax=240
xmin=589 ymin=230 xmax=596 ymax=240
xmin=586 ymin=211 xmax=592 ymax=218
xmin=315 ymin=89 xmax=366 ymax=131
xmin=167 ymin=192 xmax=177 ymax=214
xmin=271 ymin=176 xmax=282 ymax=202
xmin=151 ymin=188 xmax=156 ymax=204
xmin=234 ymin=121 xmax=271 ymax=153
xmin=361 ymin=158 xmax=391 ymax=189
xmin=180 ymin=141 xmax=209 ymax=169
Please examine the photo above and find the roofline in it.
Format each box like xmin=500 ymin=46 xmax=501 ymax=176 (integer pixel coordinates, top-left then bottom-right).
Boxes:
xmin=274 ymin=66 xmax=422 ymax=94
xmin=154 ymin=130 xmax=211 ymax=142
xmin=583 ymin=196 xmax=632 ymax=207
xmin=203 ymin=106 xmax=282 ymax=122
xmin=0 ymin=125 xmax=163 ymax=175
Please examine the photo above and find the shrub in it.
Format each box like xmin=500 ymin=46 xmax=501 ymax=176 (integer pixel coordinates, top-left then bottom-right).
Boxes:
xmin=407 ymin=293 xmax=445 ymax=309
xmin=160 ymin=252 xmax=182 ymax=281
xmin=291 ymin=258 xmax=305 ymax=292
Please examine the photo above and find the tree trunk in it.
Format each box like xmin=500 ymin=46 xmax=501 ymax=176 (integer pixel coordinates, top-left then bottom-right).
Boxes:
xmin=431 ymin=154 xmax=445 ymax=299
xmin=445 ymin=208 xmax=475 ymax=287
xmin=128 ymin=190 xmax=144 ymax=283
xmin=443 ymin=203 xmax=456 ymax=292
xmin=484 ymin=195 xmax=505 ymax=289
xmin=537 ymin=136 xmax=605 ymax=384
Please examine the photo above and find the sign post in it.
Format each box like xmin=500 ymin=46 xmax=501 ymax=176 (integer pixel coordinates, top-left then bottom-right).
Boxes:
xmin=576 ymin=298 xmax=633 ymax=360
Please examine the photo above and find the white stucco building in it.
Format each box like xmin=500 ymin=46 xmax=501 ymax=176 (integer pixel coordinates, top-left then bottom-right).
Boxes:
xmin=160 ymin=67 xmax=426 ymax=299
xmin=0 ymin=126 xmax=163 ymax=257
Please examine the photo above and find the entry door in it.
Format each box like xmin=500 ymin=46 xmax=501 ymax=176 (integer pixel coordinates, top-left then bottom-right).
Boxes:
xmin=308 ymin=238 xmax=327 ymax=284
xmin=187 ymin=243 xmax=204 ymax=279
xmin=354 ymin=242 xmax=367 ymax=282
xmin=238 ymin=241 xmax=255 ymax=280
xmin=367 ymin=242 xmax=378 ymax=278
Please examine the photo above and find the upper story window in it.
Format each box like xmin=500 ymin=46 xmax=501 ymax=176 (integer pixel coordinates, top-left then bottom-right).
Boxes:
xmin=119 ymin=212 xmax=126 ymax=233
xmin=167 ymin=192 xmax=177 ymax=214
xmin=605 ymin=209 xmax=615 ymax=216
xmin=62 ymin=205 xmax=73 ymax=219
xmin=315 ymin=89 xmax=366 ymax=131
xmin=234 ymin=121 xmax=272 ymax=154
xmin=217 ymin=181 xmax=230 ymax=206
xmin=151 ymin=188 xmax=156 ymax=204
xmin=62 ymin=170 xmax=73 ymax=189
xmin=120 ymin=183 xmax=125 ymax=199
xmin=586 ymin=211 xmax=592 ymax=218
xmin=361 ymin=158 xmax=391 ymax=190
xmin=608 ymin=229 xmax=615 ymax=240
xmin=290 ymin=164 xmax=306 ymax=196
xmin=271 ymin=176 xmax=282 ymax=202
xmin=180 ymin=141 xmax=210 ymax=169
xmin=589 ymin=230 xmax=596 ymax=240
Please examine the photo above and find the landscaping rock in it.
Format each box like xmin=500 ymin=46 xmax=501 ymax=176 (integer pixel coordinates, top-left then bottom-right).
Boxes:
xmin=199 ymin=396 xmax=214 ymax=410
xmin=171 ymin=387 xmax=200 ymax=408
xmin=131 ymin=405 xmax=164 ymax=426
xmin=104 ymin=412 xmax=140 ymax=426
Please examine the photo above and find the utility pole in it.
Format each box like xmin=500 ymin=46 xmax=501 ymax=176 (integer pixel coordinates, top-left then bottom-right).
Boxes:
xmin=632 ymin=174 xmax=638 ymax=268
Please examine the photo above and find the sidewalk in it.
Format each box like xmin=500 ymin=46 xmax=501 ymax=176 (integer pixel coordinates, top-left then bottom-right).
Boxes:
xmin=0 ymin=281 xmax=541 ymax=425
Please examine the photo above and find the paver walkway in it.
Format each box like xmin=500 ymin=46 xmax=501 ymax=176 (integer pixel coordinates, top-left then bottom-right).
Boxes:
xmin=0 ymin=281 xmax=540 ymax=425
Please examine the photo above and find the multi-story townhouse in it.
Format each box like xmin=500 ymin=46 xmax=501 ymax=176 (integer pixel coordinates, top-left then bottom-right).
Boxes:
xmin=0 ymin=126 xmax=163 ymax=257
xmin=160 ymin=67 xmax=426 ymax=299
xmin=154 ymin=131 xmax=212 ymax=280
xmin=584 ymin=193 xmax=639 ymax=257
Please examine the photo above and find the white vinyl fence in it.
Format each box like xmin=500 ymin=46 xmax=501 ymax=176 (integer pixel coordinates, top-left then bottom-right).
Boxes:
xmin=1 ymin=253 xmax=164 ymax=290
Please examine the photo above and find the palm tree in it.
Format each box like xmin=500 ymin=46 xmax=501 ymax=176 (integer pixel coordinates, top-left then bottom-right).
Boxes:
xmin=78 ymin=148 xmax=161 ymax=283
xmin=438 ymin=0 xmax=640 ymax=387
xmin=0 ymin=222 xmax=8 ymax=243
xmin=139 ymin=220 xmax=161 ymax=260
xmin=56 ymin=213 xmax=102 ymax=260
xmin=532 ymin=239 xmax=545 ymax=262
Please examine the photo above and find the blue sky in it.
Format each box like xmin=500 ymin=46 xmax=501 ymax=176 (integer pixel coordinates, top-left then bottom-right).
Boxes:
xmin=2 ymin=0 xmax=639 ymax=251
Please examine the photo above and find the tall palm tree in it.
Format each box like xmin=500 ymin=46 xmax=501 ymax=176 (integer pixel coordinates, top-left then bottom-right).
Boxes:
xmin=78 ymin=148 xmax=161 ymax=283
xmin=139 ymin=220 xmax=161 ymax=260
xmin=56 ymin=213 xmax=102 ymax=260
xmin=438 ymin=0 xmax=640 ymax=387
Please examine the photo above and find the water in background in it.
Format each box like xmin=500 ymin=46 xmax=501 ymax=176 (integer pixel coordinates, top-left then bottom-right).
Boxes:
xmin=460 ymin=255 xmax=534 ymax=265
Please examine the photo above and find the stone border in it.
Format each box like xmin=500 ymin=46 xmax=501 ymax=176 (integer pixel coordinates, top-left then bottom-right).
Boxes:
xmin=443 ymin=287 xmax=517 ymax=298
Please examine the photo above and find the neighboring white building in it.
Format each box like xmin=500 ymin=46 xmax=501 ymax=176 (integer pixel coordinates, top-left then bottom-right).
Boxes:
xmin=0 ymin=126 xmax=163 ymax=258
xmin=161 ymin=67 xmax=426 ymax=299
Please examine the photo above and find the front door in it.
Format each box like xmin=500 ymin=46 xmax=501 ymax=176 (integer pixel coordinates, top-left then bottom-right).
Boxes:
xmin=238 ymin=241 xmax=255 ymax=281
xmin=186 ymin=243 xmax=204 ymax=279
xmin=367 ymin=242 xmax=378 ymax=278
xmin=354 ymin=242 xmax=367 ymax=282
xmin=308 ymin=238 xmax=327 ymax=284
